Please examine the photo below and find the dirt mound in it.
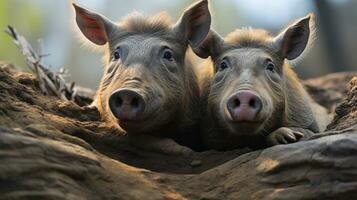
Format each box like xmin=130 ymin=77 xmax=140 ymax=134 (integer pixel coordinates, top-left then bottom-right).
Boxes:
xmin=0 ymin=62 xmax=356 ymax=200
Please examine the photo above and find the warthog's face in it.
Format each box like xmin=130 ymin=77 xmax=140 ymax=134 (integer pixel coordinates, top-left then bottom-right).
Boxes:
xmin=101 ymin=35 xmax=188 ymax=133
xmin=208 ymin=48 xmax=285 ymax=135
xmin=209 ymin=48 xmax=290 ymax=134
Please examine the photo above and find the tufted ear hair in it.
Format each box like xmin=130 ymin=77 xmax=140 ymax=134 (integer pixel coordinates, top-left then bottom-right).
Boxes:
xmin=273 ymin=13 xmax=315 ymax=60
xmin=173 ymin=0 xmax=211 ymax=48
xmin=73 ymin=3 xmax=118 ymax=45
xmin=192 ymin=30 xmax=225 ymax=59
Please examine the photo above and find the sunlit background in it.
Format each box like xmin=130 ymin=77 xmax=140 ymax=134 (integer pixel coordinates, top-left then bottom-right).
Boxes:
xmin=0 ymin=0 xmax=356 ymax=89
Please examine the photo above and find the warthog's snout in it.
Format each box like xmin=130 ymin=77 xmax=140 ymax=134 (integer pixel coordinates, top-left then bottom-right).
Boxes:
xmin=109 ymin=89 xmax=145 ymax=121
xmin=227 ymin=90 xmax=262 ymax=122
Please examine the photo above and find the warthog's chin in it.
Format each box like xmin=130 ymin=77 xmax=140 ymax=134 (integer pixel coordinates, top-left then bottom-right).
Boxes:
xmin=116 ymin=106 xmax=162 ymax=134
xmin=222 ymin=113 xmax=265 ymax=136
xmin=117 ymin=119 xmax=149 ymax=133
xmin=225 ymin=120 xmax=264 ymax=136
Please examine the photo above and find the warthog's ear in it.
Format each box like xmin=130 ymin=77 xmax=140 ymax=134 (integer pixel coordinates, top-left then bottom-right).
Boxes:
xmin=192 ymin=30 xmax=224 ymax=59
xmin=73 ymin=3 xmax=117 ymax=45
xmin=273 ymin=13 xmax=315 ymax=60
xmin=173 ymin=0 xmax=211 ymax=48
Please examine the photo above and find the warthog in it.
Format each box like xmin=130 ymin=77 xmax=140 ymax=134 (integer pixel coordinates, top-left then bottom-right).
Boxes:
xmin=73 ymin=0 xmax=211 ymax=153
xmin=194 ymin=14 xmax=331 ymax=150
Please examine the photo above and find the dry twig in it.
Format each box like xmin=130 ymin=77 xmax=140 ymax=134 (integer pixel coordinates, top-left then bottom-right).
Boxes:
xmin=5 ymin=25 xmax=94 ymax=106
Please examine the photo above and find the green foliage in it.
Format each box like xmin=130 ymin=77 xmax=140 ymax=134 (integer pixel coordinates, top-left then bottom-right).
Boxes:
xmin=0 ymin=0 xmax=43 ymax=69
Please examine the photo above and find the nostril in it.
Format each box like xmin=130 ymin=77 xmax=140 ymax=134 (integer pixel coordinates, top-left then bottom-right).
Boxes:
xmin=249 ymin=98 xmax=256 ymax=108
xmin=131 ymin=97 xmax=139 ymax=109
xmin=115 ymin=97 xmax=123 ymax=107
xmin=234 ymin=98 xmax=240 ymax=108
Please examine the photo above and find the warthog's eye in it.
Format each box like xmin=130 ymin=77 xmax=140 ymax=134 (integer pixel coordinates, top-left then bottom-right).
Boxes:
xmin=218 ymin=60 xmax=229 ymax=71
xmin=163 ymin=50 xmax=173 ymax=61
xmin=266 ymin=61 xmax=275 ymax=72
xmin=113 ymin=48 xmax=121 ymax=60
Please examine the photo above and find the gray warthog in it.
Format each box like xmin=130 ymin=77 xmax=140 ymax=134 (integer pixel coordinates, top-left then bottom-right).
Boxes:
xmin=195 ymin=14 xmax=331 ymax=150
xmin=73 ymin=0 xmax=211 ymax=153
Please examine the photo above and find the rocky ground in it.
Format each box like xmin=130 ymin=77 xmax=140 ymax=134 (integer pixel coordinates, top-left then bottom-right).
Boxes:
xmin=0 ymin=61 xmax=356 ymax=200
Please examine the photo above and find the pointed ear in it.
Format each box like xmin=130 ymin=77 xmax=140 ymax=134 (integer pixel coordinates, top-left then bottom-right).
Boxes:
xmin=273 ymin=14 xmax=315 ymax=60
xmin=192 ymin=30 xmax=224 ymax=58
xmin=173 ymin=0 xmax=211 ymax=48
xmin=73 ymin=3 xmax=117 ymax=45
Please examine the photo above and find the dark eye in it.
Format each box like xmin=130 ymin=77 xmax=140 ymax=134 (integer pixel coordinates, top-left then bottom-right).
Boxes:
xmin=113 ymin=48 xmax=121 ymax=60
xmin=218 ymin=60 xmax=229 ymax=71
xmin=163 ymin=50 xmax=173 ymax=61
xmin=266 ymin=61 xmax=275 ymax=72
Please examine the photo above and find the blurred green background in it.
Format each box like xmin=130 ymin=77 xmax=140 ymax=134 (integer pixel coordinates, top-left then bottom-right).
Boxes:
xmin=0 ymin=0 xmax=356 ymax=89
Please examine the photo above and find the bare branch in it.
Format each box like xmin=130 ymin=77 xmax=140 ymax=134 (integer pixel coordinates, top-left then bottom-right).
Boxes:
xmin=5 ymin=25 xmax=95 ymax=106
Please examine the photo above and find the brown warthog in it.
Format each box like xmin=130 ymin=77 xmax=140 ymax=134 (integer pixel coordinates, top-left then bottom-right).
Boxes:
xmin=73 ymin=0 xmax=211 ymax=152
xmin=194 ymin=14 xmax=331 ymax=150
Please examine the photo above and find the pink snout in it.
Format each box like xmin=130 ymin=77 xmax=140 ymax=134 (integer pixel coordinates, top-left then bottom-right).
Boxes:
xmin=227 ymin=90 xmax=262 ymax=122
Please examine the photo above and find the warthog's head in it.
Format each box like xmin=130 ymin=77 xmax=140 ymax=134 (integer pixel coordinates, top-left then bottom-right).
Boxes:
xmin=73 ymin=1 xmax=211 ymax=133
xmin=196 ymin=14 xmax=315 ymax=135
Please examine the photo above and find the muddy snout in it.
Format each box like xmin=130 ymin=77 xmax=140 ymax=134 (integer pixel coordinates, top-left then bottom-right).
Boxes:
xmin=227 ymin=90 xmax=262 ymax=122
xmin=109 ymin=89 xmax=145 ymax=121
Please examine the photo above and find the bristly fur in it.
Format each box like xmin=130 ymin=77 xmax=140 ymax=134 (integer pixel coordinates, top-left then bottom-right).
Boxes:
xmin=119 ymin=11 xmax=172 ymax=34
xmin=225 ymin=28 xmax=274 ymax=48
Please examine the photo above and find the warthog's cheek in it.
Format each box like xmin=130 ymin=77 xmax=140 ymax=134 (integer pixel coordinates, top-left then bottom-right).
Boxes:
xmin=138 ymin=95 xmax=161 ymax=117
xmin=222 ymin=100 xmax=234 ymax=123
